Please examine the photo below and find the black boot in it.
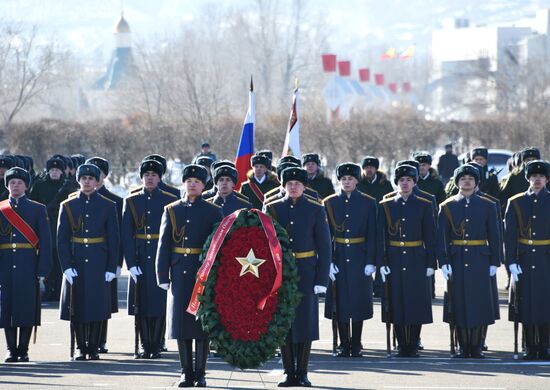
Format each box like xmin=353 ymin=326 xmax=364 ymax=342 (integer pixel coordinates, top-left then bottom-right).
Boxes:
xmin=138 ymin=318 xmax=151 ymax=359
xmin=394 ymin=325 xmax=407 ymax=357
xmin=481 ymin=325 xmax=488 ymax=351
xmin=538 ymin=324 xmax=550 ymax=360
xmin=17 ymin=327 xmax=32 ymax=362
xmin=87 ymin=321 xmax=101 ymax=360
xmin=194 ymin=339 xmax=209 ymax=387
xmin=150 ymin=317 xmax=164 ymax=359
xmin=470 ymin=327 xmax=484 ymax=359
xmin=98 ymin=320 xmax=108 ymax=353
xmin=74 ymin=322 xmax=87 ymax=361
xmin=453 ymin=327 xmax=469 ymax=358
xmin=408 ymin=325 xmax=421 ymax=357
xmin=296 ymin=342 xmax=312 ymax=387
xmin=177 ymin=339 xmax=194 ymax=387
xmin=523 ymin=324 xmax=537 ymax=360
xmin=278 ymin=335 xmax=297 ymax=387
xmin=351 ymin=321 xmax=363 ymax=357
xmin=4 ymin=327 xmax=18 ymax=363
xmin=337 ymin=321 xmax=351 ymax=357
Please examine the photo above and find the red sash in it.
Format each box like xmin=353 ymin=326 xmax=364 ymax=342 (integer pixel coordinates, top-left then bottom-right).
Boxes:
xmin=248 ymin=180 xmax=265 ymax=203
xmin=0 ymin=199 xmax=39 ymax=248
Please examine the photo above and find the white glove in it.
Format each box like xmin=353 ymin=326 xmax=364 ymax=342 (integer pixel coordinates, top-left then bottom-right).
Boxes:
xmin=116 ymin=266 xmax=122 ymax=278
xmin=426 ymin=268 xmax=435 ymax=277
xmin=329 ymin=263 xmax=339 ymax=282
xmin=364 ymin=264 xmax=376 ymax=276
xmin=129 ymin=266 xmax=143 ymax=283
xmin=441 ymin=264 xmax=452 ymax=281
xmin=38 ymin=276 xmax=45 ymax=282
xmin=380 ymin=266 xmax=391 ymax=283
xmin=63 ymin=268 xmax=78 ymax=285
xmin=489 ymin=265 xmax=498 ymax=277
xmin=105 ymin=272 xmax=116 ymax=282
xmin=158 ymin=283 xmax=170 ymax=291
xmin=314 ymin=285 xmax=327 ymax=294
xmin=509 ymin=263 xmax=522 ymax=282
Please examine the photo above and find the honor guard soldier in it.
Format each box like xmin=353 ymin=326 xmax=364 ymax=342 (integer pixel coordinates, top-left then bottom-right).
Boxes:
xmin=356 ymin=156 xmax=394 ymax=202
xmin=132 ymin=154 xmax=181 ymax=198
xmin=194 ymin=156 xmax=215 ymax=192
xmin=57 ymin=164 xmax=120 ymax=361
xmin=85 ymin=157 xmax=123 ymax=354
xmin=505 ymin=160 xmax=550 ymax=360
xmin=202 ymin=160 xmax=250 ymax=203
xmin=29 ymin=156 xmax=67 ymax=302
xmin=264 ymin=161 xmax=320 ymax=205
xmin=302 ymin=153 xmax=335 ymax=199
xmin=240 ymin=153 xmax=279 ymax=210
xmin=437 ymin=164 xmax=500 ymax=358
xmin=257 ymin=149 xmax=276 ymax=173
xmin=378 ymin=164 xmax=436 ymax=357
xmin=500 ymin=147 xmax=541 ymax=212
xmin=123 ymin=159 xmax=178 ymax=359
xmin=414 ymin=152 xmax=446 ymax=204
xmin=0 ymin=168 xmax=52 ymax=362
xmin=264 ymin=166 xmax=331 ymax=387
xmin=323 ymin=163 xmax=377 ymax=357
xmin=0 ymin=156 xmax=15 ymax=198
xmin=156 ymin=164 xmax=222 ymax=387
xmin=209 ymin=165 xmax=252 ymax=216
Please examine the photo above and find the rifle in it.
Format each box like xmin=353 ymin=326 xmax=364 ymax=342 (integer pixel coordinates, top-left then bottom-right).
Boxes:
xmin=513 ymin=277 xmax=520 ymax=360
xmin=134 ymin=275 xmax=141 ymax=358
xmin=33 ymin=277 xmax=41 ymax=344
xmin=70 ymin=282 xmax=75 ymax=359
xmin=447 ymin=274 xmax=455 ymax=357
xmin=383 ymin=262 xmax=392 ymax=358
xmin=331 ymin=279 xmax=338 ymax=356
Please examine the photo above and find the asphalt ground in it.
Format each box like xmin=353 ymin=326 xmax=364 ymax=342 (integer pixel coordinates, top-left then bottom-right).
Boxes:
xmin=1 ymin=270 xmax=549 ymax=389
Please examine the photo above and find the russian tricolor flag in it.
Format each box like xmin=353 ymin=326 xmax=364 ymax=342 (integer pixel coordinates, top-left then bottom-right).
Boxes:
xmin=235 ymin=78 xmax=255 ymax=190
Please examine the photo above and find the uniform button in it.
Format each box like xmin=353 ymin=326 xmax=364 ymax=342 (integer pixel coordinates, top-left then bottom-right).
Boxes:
xmin=147 ymin=241 xmax=151 ymax=244
xmin=85 ymin=259 xmax=89 ymax=263
xmin=532 ymin=232 xmax=537 ymax=236
xmin=464 ymin=248 xmax=468 ymax=252
xmin=183 ymin=270 xmax=187 ymax=274
xmin=12 ymin=234 xmax=16 ymax=237
xmin=402 ymin=267 xmax=406 ymax=271
xmin=532 ymin=265 xmax=535 ymax=269
xmin=85 ymin=214 xmax=89 ymax=218
xmin=147 ymin=226 xmax=151 ymax=229
xmin=532 ymin=248 xmax=536 ymax=252
xmin=402 ymin=218 xmax=406 ymax=221
xmin=465 ymin=264 xmax=469 ymax=267
xmin=465 ymin=234 xmax=469 ymax=237
xmin=534 ymin=199 xmax=538 ymax=203
xmin=403 ymin=251 xmax=407 ymax=254
xmin=402 ymin=234 xmax=406 ymax=237
xmin=346 ymin=259 xmax=350 ymax=262
xmin=184 ymin=254 xmax=188 ymax=257
xmin=85 ymin=229 xmax=89 ymax=233
xmin=85 ymin=200 xmax=89 ymax=204
xmin=12 ymin=249 xmax=16 ymax=252
xmin=401 ymin=202 xmax=405 ymax=206
xmin=346 ymin=229 xmax=350 ymax=232
xmin=148 ymin=256 xmax=151 ymax=259
xmin=345 ymin=200 xmax=349 ymax=203
xmin=290 ymin=205 xmax=294 ymax=208
xmin=533 ymin=215 xmax=536 ymax=219
xmin=465 ymin=204 xmax=469 ymax=208
xmin=147 ymin=197 xmax=151 ymax=200
xmin=14 ymin=205 xmax=17 ymax=208
xmin=186 ymin=220 xmax=190 ymax=223
xmin=13 ymin=265 xmax=16 ymax=268
xmin=290 ymin=221 xmax=294 ymax=225
xmin=345 ymin=214 xmax=349 ymax=218
xmin=347 ymin=244 xmax=350 ymax=247
xmin=184 ymin=237 xmax=188 ymax=240
xmin=85 ymin=244 xmax=89 ymax=248
xmin=147 ymin=211 xmax=151 ymax=214
xmin=465 ymin=219 xmax=469 ymax=222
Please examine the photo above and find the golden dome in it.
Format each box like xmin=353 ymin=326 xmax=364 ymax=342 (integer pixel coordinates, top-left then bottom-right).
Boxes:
xmin=114 ymin=13 xmax=130 ymax=33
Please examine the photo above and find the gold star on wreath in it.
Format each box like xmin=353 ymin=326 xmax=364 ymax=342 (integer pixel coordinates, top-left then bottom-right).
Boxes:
xmin=235 ymin=249 xmax=266 ymax=278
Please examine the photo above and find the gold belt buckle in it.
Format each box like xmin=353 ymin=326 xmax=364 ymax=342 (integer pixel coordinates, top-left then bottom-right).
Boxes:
xmin=185 ymin=248 xmax=191 ymax=254
xmin=147 ymin=234 xmax=151 ymax=239
xmin=528 ymin=239 xmax=533 ymax=245
xmin=463 ymin=240 xmax=467 ymax=245
xmin=83 ymin=238 xmax=89 ymax=244
xmin=400 ymin=242 xmax=404 ymax=247
xmin=12 ymin=243 xmax=16 ymax=248
xmin=344 ymin=238 xmax=350 ymax=244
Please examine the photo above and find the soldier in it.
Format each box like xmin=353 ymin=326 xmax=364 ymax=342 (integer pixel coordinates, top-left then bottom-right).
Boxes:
xmin=0 ymin=156 xmax=15 ymax=199
xmin=156 ymin=164 xmax=222 ymax=387
xmin=202 ymin=160 xmax=250 ymax=203
xmin=437 ymin=164 xmax=500 ymax=358
xmin=123 ymin=159 xmax=178 ymax=359
xmin=57 ymin=164 xmax=120 ymax=361
xmin=264 ymin=166 xmax=331 ymax=387
xmin=194 ymin=142 xmax=217 ymax=162
xmin=414 ymin=152 xmax=446 ymax=204
xmin=505 ymin=160 xmax=550 ymax=360
xmin=85 ymin=157 xmax=123 ymax=354
xmin=239 ymin=153 xmax=279 ymax=210
xmin=29 ymin=156 xmax=67 ymax=301
xmin=209 ymin=165 xmax=252 ymax=216
xmin=194 ymin=156 xmax=215 ymax=192
xmin=357 ymin=156 xmax=394 ymax=202
xmin=499 ymin=147 xmax=541 ymax=212
xmin=438 ymin=143 xmax=460 ymax=185
xmin=323 ymin=163 xmax=377 ymax=357
xmin=302 ymin=153 xmax=335 ymax=199
xmin=264 ymin=161 xmax=320 ymax=205
xmin=0 ymin=167 xmax=52 ymax=362
xmin=257 ymin=149 xmax=276 ymax=173
xmin=377 ymin=164 xmax=436 ymax=357
xmin=132 ymin=154 xmax=181 ymax=198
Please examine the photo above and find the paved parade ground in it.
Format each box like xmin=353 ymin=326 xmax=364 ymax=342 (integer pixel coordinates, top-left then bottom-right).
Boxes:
xmin=1 ymin=271 xmax=549 ymax=389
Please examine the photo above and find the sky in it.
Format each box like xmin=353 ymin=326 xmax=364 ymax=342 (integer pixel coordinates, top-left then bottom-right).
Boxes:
xmin=0 ymin=0 xmax=545 ymax=61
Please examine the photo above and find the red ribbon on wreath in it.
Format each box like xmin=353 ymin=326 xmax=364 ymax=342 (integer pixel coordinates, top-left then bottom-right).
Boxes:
xmin=186 ymin=209 xmax=283 ymax=316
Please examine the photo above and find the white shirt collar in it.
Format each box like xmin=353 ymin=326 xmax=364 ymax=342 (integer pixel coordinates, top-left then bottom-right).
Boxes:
xmin=255 ymin=175 xmax=266 ymax=184
xmin=368 ymin=173 xmax=377 ymax=184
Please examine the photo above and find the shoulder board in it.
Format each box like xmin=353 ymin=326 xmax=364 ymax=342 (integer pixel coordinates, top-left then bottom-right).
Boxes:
xmin=239 ymin=198 xmax=253 ymax=207
xmin=306 ymin=197 xmax=322 ymax=206
xmin=481 ymin=192 xmax=498 ymax=202
xmin=439 ymin=196 xmax=455 ymax=208
xmin=206 ymin=198 xmax=215 ymax=204
xmin=383 ymin=191 xmax=397 ymax=199
xmin=165 ymin=199 xmax=181 ymax=210
xmin=306 ymin=187 xmax=319 ymax=196
xmin=323 ymin=193 xmax=338 ymax=204
xmin=161 ymin=190 xmax=178 ymax=199
xmin=235 ymin=191 xmax=249 ymax=201
xmin=508 ymin=192 xmax=525 ymax=203
xmin=417 ymin=188 xmax=434 ymax=197
xmin=125 ymin=191 xmax=141 ymax=200
xmin=207 ymin=201 xmax=222 ymax=209
xmin=165 ymin=183 xmax=180 ymax=191
xmin=359 ymin=192 xmax=376 ymax=201
xmin=130 ymin=186 xmax=143 ymax=193
xmin=98 ymin=193 xmax=114 ymax=203
xmin=264 ymin=187 xmax=279 ymax=197
xmin=478 ymin=195 xmax=496 ymax=204
xmin=379 ymin=196 xmax=395 ymax=204
xmin=68 ymin=191 xmax=79 ymax=199
xmin=264 ymin=198 xmax=283 ymax=208
xmin=415 ymin=196 xmax=432 ymax=205
xmin=27 ymin=199 xmax=44 ymax=206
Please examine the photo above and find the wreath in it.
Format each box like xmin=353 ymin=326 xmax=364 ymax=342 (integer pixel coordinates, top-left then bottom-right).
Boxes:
xmin=194 ymin=209 xmax=301 ymax=369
